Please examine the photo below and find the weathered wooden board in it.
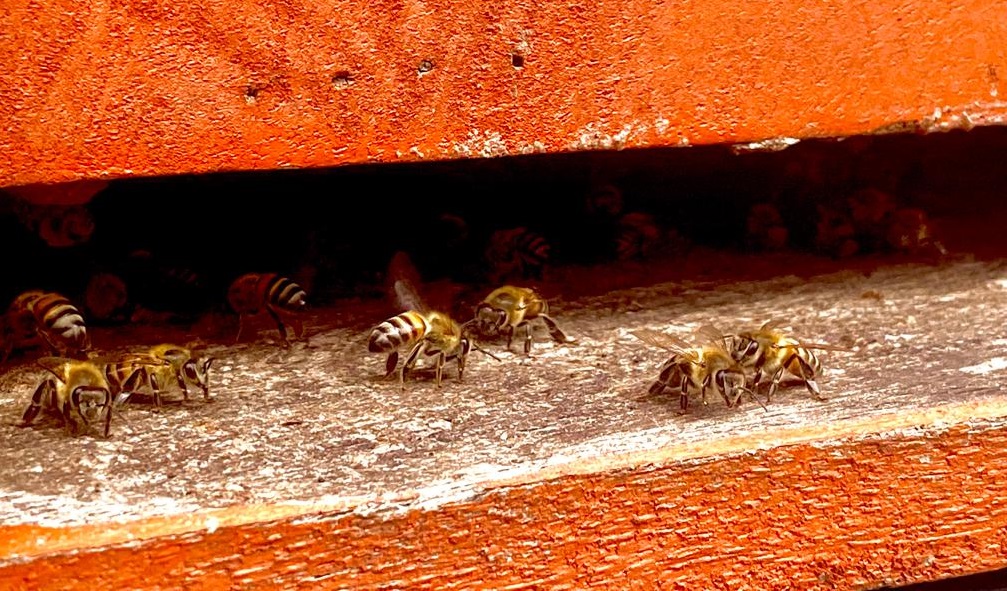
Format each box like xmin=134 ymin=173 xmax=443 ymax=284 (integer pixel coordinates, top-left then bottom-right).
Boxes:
xmin=2 ymin=254 xmax=1007 ymax=588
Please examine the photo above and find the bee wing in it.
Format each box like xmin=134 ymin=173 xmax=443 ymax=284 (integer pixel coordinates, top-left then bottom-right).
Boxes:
xmin=759 ymin=319 xmax=784 ymax=332
xmin=34 ymin=356 xmax=69 ymax=382
xmin=777 ymin=341 xmax=854 ymax=353
xmin=386 ymin=251 xmax=428 ymax=313
xmin=695 ymin=324 xmax=729 ymax=347
xmin=115 ymin=352 xmax=173 ymax=367
xmin=630 ymin=328 xmax=693 ymax=354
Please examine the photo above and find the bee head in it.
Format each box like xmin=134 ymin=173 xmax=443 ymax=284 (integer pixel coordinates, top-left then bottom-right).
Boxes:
xmin=183 ymin=356 xmax=215 ymax=398
xmin=472 ymin=303 xmax=507 ymax=337
xmin=70 ymin=386 xmax=111 ymax=435
xmin=716 ymin=369 xmax=749 ymax=406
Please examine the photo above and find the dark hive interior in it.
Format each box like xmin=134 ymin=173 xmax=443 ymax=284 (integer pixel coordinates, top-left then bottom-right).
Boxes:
xmin=3 ymin=127 xmax=1006 ymax=322
xmin=2 ymin=126 xmax=1007 ymax=528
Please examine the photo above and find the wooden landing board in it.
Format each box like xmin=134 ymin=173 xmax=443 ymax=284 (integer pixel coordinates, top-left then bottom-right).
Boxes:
xmin=2 ymin=255 xmax=1007 ymax=588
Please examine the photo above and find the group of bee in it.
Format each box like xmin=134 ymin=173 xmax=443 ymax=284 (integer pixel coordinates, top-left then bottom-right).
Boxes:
xmin=367 ymin=252 xmax=842 ymax=416
xmin=5 ymin=272 xmax=307 ymax=438
xmin=7 ymin=247 xmax=840 ymax=438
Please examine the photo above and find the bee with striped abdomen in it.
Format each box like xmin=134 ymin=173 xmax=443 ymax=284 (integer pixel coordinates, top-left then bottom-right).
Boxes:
xmin=227 ymin=273 xmax=308 ymax=345
xmin=471 ymin=285 xmax=573 ymax=354
xmin=1 ymin=290 xmax=90 ymax=364
xmin=484 ymin=227 xmax=550 ymax=284
xmin=18 ymin=357 xmax=114 ymax=438
xmin=718 ymin=321 xmax=840 ymax=402
xmin=104 ymin=344 xmax=215 ymax=411
xmin=632 ymin=328 xmax=755 ymax=414
xmin=368 ymin=251 xmax=481 ymax=388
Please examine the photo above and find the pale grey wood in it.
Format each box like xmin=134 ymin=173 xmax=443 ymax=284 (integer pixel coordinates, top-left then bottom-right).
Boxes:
xmin=2 ymin=254 xmax=1005 ymax=528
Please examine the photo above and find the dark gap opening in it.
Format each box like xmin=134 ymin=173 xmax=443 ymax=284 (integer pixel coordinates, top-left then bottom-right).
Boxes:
xmin=1 ymin=126 xmax=1005 ymax=338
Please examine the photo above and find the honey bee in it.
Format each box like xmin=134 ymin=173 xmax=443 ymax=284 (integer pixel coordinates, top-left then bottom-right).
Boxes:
xmin=471 ymin=285 xmax=573 ymax=354
xmin=884 ymin=207 xmax=947 ymax=257
xmin=485 ymin=227 xmax=550 ymax=283
xmin=1 ymin=290 xmax=90 ymax=364
xmin=104 ymin=344 xmax=215 ymax=411
xmin=18 ymin=357 xmax=114 ymax=438
xmin=83 ymin=272 xmax=132 ymax=324
xmin=719 ymin=321 xmax=838 ymax=402
xmin=368 ymin=251 xmax=480 ymax=388
xmin=227 ymin=273 xmax=308 ymax=345
xmin=615 ymin=212 xmax=663 ymax=261
xmin=632 ymin=328 xmax=755 ymax=414
xmin=745 ymin=203 xmax=790 ymax=251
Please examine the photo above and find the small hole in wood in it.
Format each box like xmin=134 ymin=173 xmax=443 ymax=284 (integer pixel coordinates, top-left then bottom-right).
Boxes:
xmin=418 ymin=60 xmax=435 ymax=74
xmin=332 ymin=71 xmax=353 ymax=89
xmin=511 ymin=54 xmax=525 ymax=69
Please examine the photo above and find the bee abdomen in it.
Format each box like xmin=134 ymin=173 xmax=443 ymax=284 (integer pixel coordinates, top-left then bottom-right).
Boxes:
xmin=265 ymin=275 xmax=307 ymax=312
xmin=488 ymin=227 xmax=550 ymax=266
xmin=515 ymin=230 xmax=549 ymax=265
xmin=787 ymin=347 xmax=822 ymax=377
xmin=104 ymin=363 xmax=137 ymax=391
xmin=368 ymin=311 xmax=428 ymax=353
xmin=32 ymin=292 xmax=88 ymax=351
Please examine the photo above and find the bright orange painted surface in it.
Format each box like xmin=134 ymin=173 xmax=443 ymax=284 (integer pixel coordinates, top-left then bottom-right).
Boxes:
xmin=1 ymin=0 xmax=1005 ymax=188
xmin=3 ymin=423 xmax=1007 ymax=590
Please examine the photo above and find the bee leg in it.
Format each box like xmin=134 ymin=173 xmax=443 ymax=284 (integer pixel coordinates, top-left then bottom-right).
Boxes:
xmin=400 ymin=341 xmax=426 ymax=390
xmin=676 ymin=375 xmax=690 ymax=414
xmin=102 ymin=392 xmax=113 ymax=438
xmin=700 ymin=375 xmax=714 ymax=407
xmin=61 ymin=398 xmax=79 ymax=436
xmin=267 ymin=307 xmax=290 ymax=347
xmin=539 ymin=314 xmax=572 ymax=344
xmin=458 ymin=339 xmax=472 ymax=381
xmin=150 ymin=372 xmax=163 ymax=412
xmin=505 ymin=325 xmax=516 ymax=352
xmin=766 ymin=367 xmax=787 ymax=403
xmin=384 ymin=352 xmax=400 ymax=377
xmin=434 ymin=352 xmax=446 ymax=387
xmin=793 ymin=356 xmax=825 ymax=400
xmin=518 ymin=322 xmax=533 ymax=355
xmin=648 ymin=380 xmax=665 ymax=397
xmin=20 ymin=379 xmax=52 ymax=427
xmin=234 ymin=314 xmax=247 ymax=345
xmin=291 ymin=317 xmax=306 ymax=342
xmin=176 ymin=372 xmax=190 ymax=402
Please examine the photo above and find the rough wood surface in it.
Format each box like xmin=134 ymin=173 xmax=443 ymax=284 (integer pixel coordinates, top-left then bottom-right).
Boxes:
xmin=3 ymin=255 xmax=1007 ymax=588
xmin=2 ymin=0 xmax=1006 ymax=187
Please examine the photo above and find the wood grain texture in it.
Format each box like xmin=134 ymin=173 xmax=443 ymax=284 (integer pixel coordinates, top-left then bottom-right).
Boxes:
xmin=1 ymin=0 xmax=1006 ymax=187
xmin=3 ymin=255 xmax=1007 ymax=588
xmin=3 ymin=416 xmax=1007 ymax=589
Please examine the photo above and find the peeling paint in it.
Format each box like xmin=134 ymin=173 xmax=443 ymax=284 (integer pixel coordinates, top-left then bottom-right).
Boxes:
xmin=872 ymin=102 xmax=1007 ymax=136
xmin=452 ymin=131 xmax=510 ymax=159
xmin=570 ymin=122 xmax=648 ymax=151
xmin=730 ymin=137 xmax=801 ymax=154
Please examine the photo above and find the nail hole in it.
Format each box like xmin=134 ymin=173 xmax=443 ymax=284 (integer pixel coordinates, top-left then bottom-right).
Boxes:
xmin=332 ymin=71 xmax=353 ymax=89
xmin=511 ymin=54 xmax=524 ymax=69
xmin=418 ymin=60 xmax=434 ymax=74
xmin=244 ymin=85 xmax=260 ymax=103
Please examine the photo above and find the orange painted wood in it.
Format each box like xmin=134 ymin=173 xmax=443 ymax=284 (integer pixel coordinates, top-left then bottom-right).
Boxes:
xmin=3 ymin=407 xmax=1007 ymax=590
xmin=1 ymin=0 xmax=1006 ymax=188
